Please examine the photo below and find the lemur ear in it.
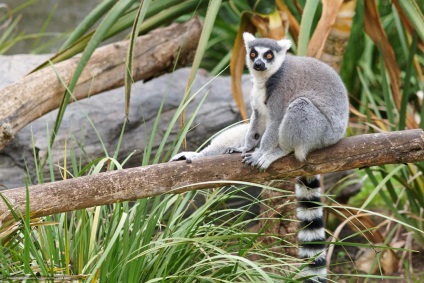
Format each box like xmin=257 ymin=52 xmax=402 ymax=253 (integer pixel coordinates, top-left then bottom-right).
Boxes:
xmin=277 ymin=39 xmax=292 ymax=53
xmin=243 ymin=32 xmax=256 ymax=49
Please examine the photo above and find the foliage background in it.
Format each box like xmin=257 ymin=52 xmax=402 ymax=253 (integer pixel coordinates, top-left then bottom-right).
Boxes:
xmin=0 ymin=0 xmax=423 ymax=282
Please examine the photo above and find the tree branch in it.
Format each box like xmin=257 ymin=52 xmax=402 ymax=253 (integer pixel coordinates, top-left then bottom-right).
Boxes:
xmin=1 ymin=129 xmax=423 ymax=222
xmin=0 ymin=18 xmax=202 ymax=151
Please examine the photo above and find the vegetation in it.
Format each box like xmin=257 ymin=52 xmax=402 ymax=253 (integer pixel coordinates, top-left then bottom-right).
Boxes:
xmin=0 ymin=0 xmax=424 ymax=282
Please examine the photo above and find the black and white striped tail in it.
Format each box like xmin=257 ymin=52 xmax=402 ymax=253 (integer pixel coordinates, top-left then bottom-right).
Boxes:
xmin=296 ymin=175 xmax=326 ymax=283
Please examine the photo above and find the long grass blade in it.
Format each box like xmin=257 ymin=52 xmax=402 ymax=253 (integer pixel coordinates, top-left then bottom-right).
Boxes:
xmin=379 ymin=55 xmax=395 ymax=128
xmin=399 ymin=33 xmax=419 ymax=130
xmin=60 ymin=0 xmax=117 ymax=51
xmin=86 ymin=212 xmax=128 ymax=282
xmin=361 ymin=165 xmax=405 ymax=210
xmin=23 ymin=183 xmax=31 ymax=274
xmin=31 ymin=1 xmax=58 ymax=50
xmin=394 ymin=0 xmax=424 ymax=44
xmin=125 ymin=0 xmax=152 ymax=120
xmin=364 ymin=0 xmax=419 ymax=129
xmin=49 ymin=0 xmax=136 ymax=152
xmin=180 ymin=0 xmax=222 ymax=147
xmin=297 ymin=0 xmax=319 ymax=56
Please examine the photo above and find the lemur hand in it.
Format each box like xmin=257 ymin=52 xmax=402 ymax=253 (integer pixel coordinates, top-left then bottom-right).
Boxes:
xmin=242 ymin=149 xmax=264 ymax=168
xmin=169 ymin=152 xmax=199 ymax=163
xmin=225 ymin=147 xmax=250 ymax=157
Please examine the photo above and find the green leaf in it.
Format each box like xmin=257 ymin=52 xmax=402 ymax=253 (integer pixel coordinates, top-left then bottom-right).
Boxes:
xmin=396 ymin=0 xmax=424 ymax=44
xmin=297 ymin=0 xmax=320 ymax=56
xmin=379 ymin=55 xmax=395 ymax=128
xmin=248 ymin=0 xmax=276 ymax=14
xmin=86 ymin=212 xmax=128 ymax=282
xmin=49 ymin=0 xmax=136 ymax=152
xmin=399 ymin=33 xmax=418 ymax=130
xmin=60 ymin=0 xmax=117 ymax=51
xmin=177 ymin=1 xmax=221 ymax=149
xmin=180 ymin=0 xmax=222 ymax=124
xmin=125 ymin=0 xmax=152 ymax=120
xmin=361 ymin=165 xmax=405 ymax=210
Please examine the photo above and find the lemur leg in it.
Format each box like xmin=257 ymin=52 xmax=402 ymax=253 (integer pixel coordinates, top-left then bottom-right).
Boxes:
xmin=279 ymin=97 xmax=332 ymax=162
xmin=243 ymin=119 xmax=283 ymax=169
xmin=228 ymin=109 xmax=265 ymax=156
xmin=251 ymin=146 xmax=291 ymax=170
xmin=245 ymin=96 xmax=334 ymax=170
xmin=244 ymin=127 xmax=292 ymax=169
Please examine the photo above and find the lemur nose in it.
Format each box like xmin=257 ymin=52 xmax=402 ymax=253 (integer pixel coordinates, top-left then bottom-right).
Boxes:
xmin=253 ymin=60 xmax=265 ymax=71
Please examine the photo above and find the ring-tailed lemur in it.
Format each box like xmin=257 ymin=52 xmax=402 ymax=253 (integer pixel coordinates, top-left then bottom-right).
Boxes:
xmin=170 ymin=33 xmax=349 ymax=283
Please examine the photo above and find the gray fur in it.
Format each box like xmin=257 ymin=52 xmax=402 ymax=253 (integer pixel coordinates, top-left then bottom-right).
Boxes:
xmin=169 ymin=123 xmax=248 ymax=163
xmin=239 ymin=33 xmax=349 ymax=169
xmin=247 ymin=38 xmax=283 ymax=52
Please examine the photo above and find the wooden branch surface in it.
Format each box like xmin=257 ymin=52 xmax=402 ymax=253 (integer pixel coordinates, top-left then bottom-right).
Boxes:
xmin=0 ymin=129 xmax=423 ymax=222
xmin=0 ymin=18 xmax=202 ymax=151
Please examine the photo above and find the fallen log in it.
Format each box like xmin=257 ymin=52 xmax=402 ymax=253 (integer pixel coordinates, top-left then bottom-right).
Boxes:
xmin=0 ymin=129 xmax=423 ymax=222
xmin=0 ymin=18 xmax=202 ymax=151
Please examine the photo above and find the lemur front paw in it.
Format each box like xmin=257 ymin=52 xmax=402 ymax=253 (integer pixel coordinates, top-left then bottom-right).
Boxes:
xmin=225 ymin=147 xmax=239 ymax=154
xmin=255 ymin=155 xmax=273 ymax=170
xmin=242 ymin=150 xmax=263 ymax=167
xmin=226 ymin=147 xmax=249 ymax=157
xmin=242 ymin=150 xmax=272 ymax=170
xmin=169 ymin=152 xmax=199 ymax=163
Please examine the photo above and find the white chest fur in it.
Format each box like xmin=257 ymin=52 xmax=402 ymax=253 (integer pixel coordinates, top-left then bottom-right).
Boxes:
xmin=251 ymin=80 xmax=269 ymax=118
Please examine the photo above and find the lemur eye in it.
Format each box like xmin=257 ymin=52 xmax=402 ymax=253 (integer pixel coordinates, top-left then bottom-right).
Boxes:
xmin=266 ymin=53 xmax=273 ymax=59
xmin=250 ymin=52 xmax=256 ymax=58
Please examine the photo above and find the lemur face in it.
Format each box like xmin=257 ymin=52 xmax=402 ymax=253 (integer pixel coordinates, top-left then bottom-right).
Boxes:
xmin=248 ymin=46 xmax=276 ymax=72
xmin=242 ymin=32 xmax=292 ymax=76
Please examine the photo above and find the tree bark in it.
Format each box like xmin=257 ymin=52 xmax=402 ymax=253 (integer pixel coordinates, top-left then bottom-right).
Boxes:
xmin=259 ymin=182 xmax=298 ymax=257
xmin=0 ymin=129 xmax=423 ymax=222
xmin=0 ymin=17 xmax=202 ymax=151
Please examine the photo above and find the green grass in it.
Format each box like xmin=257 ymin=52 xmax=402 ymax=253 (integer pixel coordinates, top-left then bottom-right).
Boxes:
xmin=0 ymin=159 xmax=299 ymax=282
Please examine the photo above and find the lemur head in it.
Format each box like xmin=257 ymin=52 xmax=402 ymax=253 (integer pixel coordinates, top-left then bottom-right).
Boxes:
xmin=243 ymin=32 xmax=291 ymax=77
